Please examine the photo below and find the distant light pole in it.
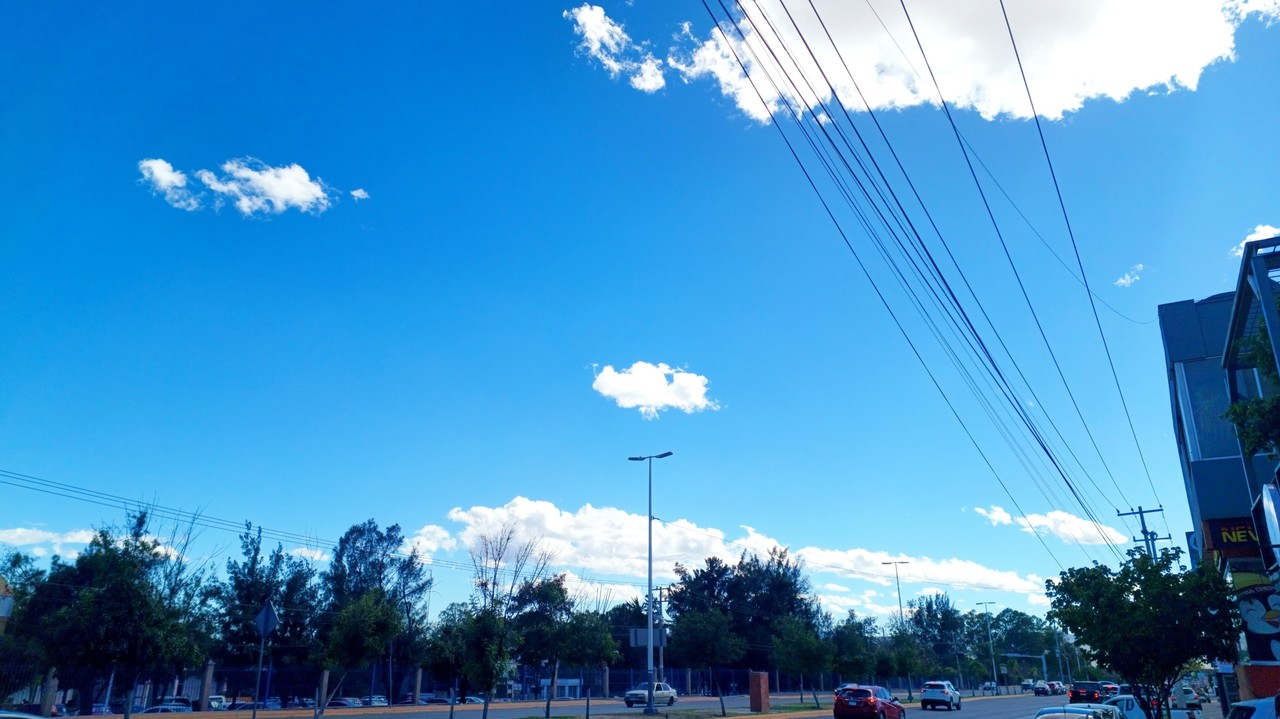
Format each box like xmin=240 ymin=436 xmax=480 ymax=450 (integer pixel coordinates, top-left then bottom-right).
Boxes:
xmin=882 ymin=561 xmax=909 ymax=618
xmin=978 ymin=602 xmax=999 ymax=695
xmin=629 ymin=451 xmax=673 ymax=716
xmin=882 ymin=560 xmax=911 ymax=700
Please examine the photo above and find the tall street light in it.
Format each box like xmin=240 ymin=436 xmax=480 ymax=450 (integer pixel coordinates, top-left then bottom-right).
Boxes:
xmin=629 ymin=451 xmax=673 ymax=716
xmin=882 ymin=561 xmax=911 ymax=700
xmin=977 ymin=601 xmax=999 ymax=695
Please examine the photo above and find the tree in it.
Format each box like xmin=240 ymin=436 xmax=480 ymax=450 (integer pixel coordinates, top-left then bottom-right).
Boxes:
xmin=1224 ymin=323 xmax=1280 ymax=455
xmin=667 ymin=609 xmax=746 ymax=717
xmin=830 ymin=612 xmax=878 ymax=681
xmin=425 ymin=604 xmax=470 ymax=719
xmin=1046 ymin=548 xmax=1239 ymax=719
xmin=772 ymin=616 xmax=832 ymax=707
xmin=324 ymin=591 xmax=404 ymax=704
xmin=908 ymin=593 xmax=964 ymax=678
xmin=16 ymin=515 xmax=200 ymax=719
xmin=560 ymin=610 xmax=620 ymax=719
xmin=510 ymin=576 xmax=574 ymax=718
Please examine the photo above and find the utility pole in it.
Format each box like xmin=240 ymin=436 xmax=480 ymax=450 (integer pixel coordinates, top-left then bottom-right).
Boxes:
xmin=977 ymin=602 xmax=999 ymax=695
xmin=1117 ymin=506 xmax=1172 ymax=556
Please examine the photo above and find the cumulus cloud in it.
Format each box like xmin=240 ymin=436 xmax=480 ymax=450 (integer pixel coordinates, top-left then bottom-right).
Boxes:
xmin=1027 ymin=593 xmax=1051 ymax=606
xmin=139 ymin=157 xmax=342 ymax=216
xmin=196 ymin=158 xmax=330 ymax=216
xmin=592 ymin=361 xmax=719 ymax=419
xmin=405 ymin=524 xmax=456 ymax=559
xmin=351 ymin=188 xmax=370 ymax=201
xmin=1114 ymin=263 xmax=1145 ymax=288
xmin=578 ymin=1 xmax=1280 ymax=122
xmin=1016 ymin=510 xmax=1128 ymax=545
xmin=139 ymin=158 xmax=200 ymax=211
xmin=975 ymin=504 xmax=1124 ymax=545
xmin=974 ymin=506 xmax=1013 ymax=525
xmin=443 ymin=498 xmax=1051 ymax=609
xmin=289 ymin=547 xmax=331 ymax=562
xmin=0 ymin=527 xmax=96 ymax=557
xmin=565 ymin=4 xmax=667 ymax=93
xmin=1233 ymin=224 xmax=1280 ymax=256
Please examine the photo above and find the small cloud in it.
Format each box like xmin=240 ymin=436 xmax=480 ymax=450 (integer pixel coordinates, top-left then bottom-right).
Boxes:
xmin=1113 ymin=263 xmax=1144 ymax=288
xmin=0 ymin=527 xmax=96 ymax=557
xmin=592 ymin=361 xmax=719 ymax=419
xmin=1234 ymin=225 xmax=1280 ymax=257
xmin=289 ymin=547 xmax=331 ymax=562
xmin=918 ymin=586 xmax=945 ymax=596
xmin=139 ymin=158 xmax=200 ymax=211
xmin=823 ymin=582 xmax=850 ymax=592
xmin=1027 ymin=593 xmax=1051 ymax=606
xmin=351 ymin=188 xmax=370 ymax=201
xmin=196 ymin=158 xmax=330 ymax=216
xmin=565 ymin=4 xmax=667 ymax=92
xmin=1015 ymin=510 xmax=1127 ymax=546
xmin=405 ymin=524 xmax=457 ymax=559
xmin=974 ymin=506 xmax=1013 ymax=526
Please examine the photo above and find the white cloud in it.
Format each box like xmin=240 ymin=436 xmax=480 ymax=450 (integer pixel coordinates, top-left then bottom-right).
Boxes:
xmin=918 ymin=586 xmax=945 ymax=596
xmin=1014 ymin=510 xmax=1128 ymax=545
xmin=824 ymin=582 xmax=851 ymax=592
xmin=0 ymin=527 xmax=96 ymax=557
xmin=1234 ymin=224 xmax=1280 ymax=256
xmin=1027 ymin=593 xmax=1051 ymax=606
xmin=289 ymin=547 xmax=331 ymax=562
xmin=797 ymin=545 xmax=1044 ymax=596
xmin=592 ymin=361 xmax=719 ymax=419
xmin=1113 ymin=263 xmax=1145 ymax=288
xmin=565 ymin=5 xmax=668 ymax=93
xmin=583 ymin=1 xmax=1280 ymax=122
xmin=351 ymin=188 xmax=370 ymax=201
xmin=197 ymin=158 xmax=330 ymax=216
xmin=974 ymin=506 xmax=1013 ymax=526
xmin=141 ymin=157 xmax=340 ymax=216
xmin=405 ymin=524 xmax=456 ymax=560
xmin=138 ymin=158 xmax=200 ymax=211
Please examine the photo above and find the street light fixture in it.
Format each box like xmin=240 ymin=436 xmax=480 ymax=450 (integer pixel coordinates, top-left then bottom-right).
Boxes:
xmin=629 ymin=451 xmax=673 ymax=716
xmin=977 ymin=601 xmax=999 ymax=695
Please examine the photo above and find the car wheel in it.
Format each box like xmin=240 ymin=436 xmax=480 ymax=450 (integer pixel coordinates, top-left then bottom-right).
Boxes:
xmin=668 ymin=698 xmax=676 ymax=706
xmin=957 ymin=699 xmax=962 ymax=711
xmin=625 ymin=701 xmax=634 ymax=708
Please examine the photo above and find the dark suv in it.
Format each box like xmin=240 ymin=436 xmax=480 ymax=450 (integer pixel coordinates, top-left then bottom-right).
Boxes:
xmin=1069 ymin=682 xmax=1103 ymax=704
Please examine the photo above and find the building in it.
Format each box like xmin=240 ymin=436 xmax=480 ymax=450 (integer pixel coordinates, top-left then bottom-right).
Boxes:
xmin=1160 ymin=235 xmax=1280 ymax=700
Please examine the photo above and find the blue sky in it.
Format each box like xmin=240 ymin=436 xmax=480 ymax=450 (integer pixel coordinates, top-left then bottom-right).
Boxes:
xmin=3 ymin=0 xmax=1279 ymax=621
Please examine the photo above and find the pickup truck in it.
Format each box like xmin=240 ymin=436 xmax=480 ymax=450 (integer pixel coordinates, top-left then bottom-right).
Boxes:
xmin=1104 ymin=694 xmax=1200 ymax=719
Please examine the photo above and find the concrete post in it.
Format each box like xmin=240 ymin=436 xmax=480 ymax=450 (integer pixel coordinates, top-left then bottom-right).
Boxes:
xmin=199 ymin=661 xmax=215 ymax=711
xmin=413 ymin=668 xmax=423 ymax=703
xmin=40 ymin=668 xmax=59 ymax=717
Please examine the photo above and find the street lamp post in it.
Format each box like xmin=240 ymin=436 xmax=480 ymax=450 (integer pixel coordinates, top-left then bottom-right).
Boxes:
xmin=977 ymin=602 xmax=998 ymax=695
xmin=882 ymin=561 xmax=911 ymax=700
xmin=629 ymin=451 xmax=673 ymax=716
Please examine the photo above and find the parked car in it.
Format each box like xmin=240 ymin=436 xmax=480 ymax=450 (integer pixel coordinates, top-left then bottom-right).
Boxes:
xmin=1034 ymin=681 xmax=1051 ymax=697
xmin=1102 ymin=683 xmax=1120 ymax=698
xmin=1071 ymin=682 xmax=1105 ymax=704
xmin=287 ymin=699 xmax=315 ymax=709
xmin=207 ymin=695 xmax=228 ymax=711
xmin=397 ymin=695 xmax=437 ymax=705
xmin=140 ymin=706 xmax=191 ymax=714
xmin=1226 ymin=698 xmax=1277 ymax=719
xmin=1036 ymin=706 xmax=1120 ymax=719
xmin=325 ymin=699 xmax=359 ymax=709
xmin=1172 ymin=687 xmax=1203 ymax=709
xmin=624 ymin=683 xmax=677 ymax=708
xmin=16 ymin=706 xmax=66 ymax=717
xmin=360 ymin=697 xmax=388 ymax=707
xmin=980 ymin=682 xmax=998 ymax=694
xmin=834 ymin=685 xmax=906 ymax=719
xmin=921 ymin=681 xmax=961 ymax=711
xmin=1105 ymin=694 xmax=1200 ymax=719
xmin=424 ymin=698 xmax=452 ymax=705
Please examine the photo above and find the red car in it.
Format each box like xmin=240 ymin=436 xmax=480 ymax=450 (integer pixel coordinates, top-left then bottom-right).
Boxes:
xmin=835 ymin=685 xmax=907 ymax=719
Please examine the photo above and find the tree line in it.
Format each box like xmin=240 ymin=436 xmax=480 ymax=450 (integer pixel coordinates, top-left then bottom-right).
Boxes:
xmin=3 ymin=511 xmax=1160 ymax=719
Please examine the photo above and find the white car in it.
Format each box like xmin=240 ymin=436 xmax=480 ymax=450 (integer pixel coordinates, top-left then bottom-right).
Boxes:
xmin=921 ymin=681 xmax=961 ymax=711
xmin=624 ymin=683 xmax=677 ymax=708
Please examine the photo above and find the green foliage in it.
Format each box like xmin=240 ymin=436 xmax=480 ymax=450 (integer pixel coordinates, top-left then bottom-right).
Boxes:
xmin=325 ymin=590 xmax=404 ymax=671
xmin=1224 ymin=325 xmax=1280 ymax=455
xmin=1047 ymin=548 xmax=1239 ymax=717
xmin=669 ymin=548 xmax=821 ymax=669
xmin=772 ymin=616 xmax=832 ymax=706
xmin=830 ymin=611 xmax=877 ymax=678
xmin=667 ymin=608 xmax=746 ymax=673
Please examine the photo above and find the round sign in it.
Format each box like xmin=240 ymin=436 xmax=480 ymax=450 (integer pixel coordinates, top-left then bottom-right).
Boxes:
xmin=999 ymin=665 xmax=1007 ymax=674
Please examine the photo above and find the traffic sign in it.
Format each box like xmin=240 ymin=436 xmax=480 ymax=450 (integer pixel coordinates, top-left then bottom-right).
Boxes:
xmin=255 ymin=602 xmax=280 ymax=638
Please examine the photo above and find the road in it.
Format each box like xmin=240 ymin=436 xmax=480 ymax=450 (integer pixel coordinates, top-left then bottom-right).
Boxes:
xmin=285 ymin=691 xmax=1225 ymax=719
